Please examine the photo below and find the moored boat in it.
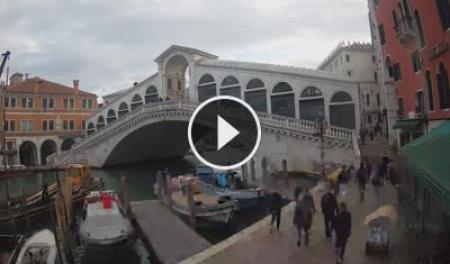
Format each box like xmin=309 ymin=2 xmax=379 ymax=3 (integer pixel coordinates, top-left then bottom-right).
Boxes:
xmin=15 ymin=229 xmax=57 ymax=264
xmin=79 ymin=191 xmax=133 ymax=246
xmin=195 ymin=165 xmax=263 ymax=209
xmin=169 ymin=175 xmax=236 ymax=225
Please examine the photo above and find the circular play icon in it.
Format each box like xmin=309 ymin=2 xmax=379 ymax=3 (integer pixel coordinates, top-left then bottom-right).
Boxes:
xmin=188 ymin=96 xmax=261 ymax=170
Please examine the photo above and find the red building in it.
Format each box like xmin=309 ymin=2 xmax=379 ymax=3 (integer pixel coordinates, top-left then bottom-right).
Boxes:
xmin=371 ymin=0 xmax=450 ymax=144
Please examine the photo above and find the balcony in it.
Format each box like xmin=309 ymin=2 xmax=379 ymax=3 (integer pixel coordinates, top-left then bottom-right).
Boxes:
xmin=395 ymin=17 xmax=415 ymax=45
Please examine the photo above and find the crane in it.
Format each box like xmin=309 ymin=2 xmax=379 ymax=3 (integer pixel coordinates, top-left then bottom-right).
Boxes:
xmin=0 ymin=51 xmax=11 ymax=81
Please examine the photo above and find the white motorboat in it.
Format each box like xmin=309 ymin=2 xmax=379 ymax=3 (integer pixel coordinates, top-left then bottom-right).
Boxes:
xmin=169 ymin=176 xmax=236 ymax=225
xmin=79 ymin=191 xmax=133 ymax=246
xmin=16 ymin=229 xmax=57 ymax=264
xmin=195 ymin=165 xmax=263 ymax=208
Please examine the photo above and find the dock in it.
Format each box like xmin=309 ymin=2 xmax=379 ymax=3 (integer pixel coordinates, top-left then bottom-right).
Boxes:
xmin=130 ymin=200 xmax=211 ymax=264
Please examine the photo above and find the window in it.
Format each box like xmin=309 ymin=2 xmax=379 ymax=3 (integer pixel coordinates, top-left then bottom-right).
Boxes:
xmin=414 ymin=10 xmax=426 ymax=48
xmin=198 ymin=74 xmax=217 ymax=102
xmin=393 ymin=63 xmax=402 ymax=81
xmin=437 ymin=62 xmax=450 ymax=109
xmin=6 ymin=141 xmax=13 ymax=151
xmin=20 ymin=120 xmax=33 ymax=132
xmin=366 ymin=94 xmax=370 ymax=106
xmin=81 ymin=120 xmax=86 ymax=130
xmin=340 ymin=55 xmax=343 ymax=64
xmin=425 ymin=71 xmax=435 ymax=111
xmin=4 ymin=120 xmax=15 ymax=132
xmin=21 ymin=97 xmax=33 ymax=108
xmin=378 ymin=24 xmax=386 ymax=45
xmin=374 ymin=71 xmax=378 ymax=82
xmin=82 ymin=99 xmax=87 ymax=109
xmin=63 ymin=98 xmax=74 ymax=109
xmin=42 ymin=120 xmax=55 ymax=131
xmin=42 ymin=98 xmax=55 ymax=109
xmin=392 ymin=10 xmax=399 ymax=32
xmin=177 ymin=80 xmax=182 ymax=91
xmin=4 ymin=97 xmax=16 ymax=108
xmin=372 ymin=55 xmax=376 ymax=63
xmin=368 ymin=115 xmax=372 ymax=124
xmin=347 ymin=71 xmax=352 ymax=77
xmin=69 ymin=120 xmax=75 ymax=130
xmin=4 ymin=97 xmax=8 ymax=108
xmin=386 ymin=57 xmax=394 ymax=78
xmin=377 ymin=93 xmax=381 ymax=106
xmin=435 ymin=0 xmax=450 ymax=30
xmin=87 ymin=99 xmax=93 ymax=109
xmin=63 ymin=120 xmax=69 ymax=130
xmin=416 ymin=91 xmax=424 ymax=113
xmin=167 ymin=78 xmax=172 ymax=90
xmin=411 ymin=50 xmax=421 ymax=73
xmin=345 ymin=54 xmax=350 ymax=62
xmin=398 ymin=98 xmax=405 ymax=118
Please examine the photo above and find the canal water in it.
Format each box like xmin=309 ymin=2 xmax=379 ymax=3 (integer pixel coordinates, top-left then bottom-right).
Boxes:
xmin=0 ymin=155 xmax=314 ymax=263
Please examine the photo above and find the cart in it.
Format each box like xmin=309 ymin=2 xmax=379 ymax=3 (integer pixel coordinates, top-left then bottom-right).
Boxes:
xmin=364 ymin=204 xmax=397 ymax=255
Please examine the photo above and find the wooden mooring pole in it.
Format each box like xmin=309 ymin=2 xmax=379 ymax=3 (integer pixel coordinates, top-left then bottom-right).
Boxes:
xmin=187 ymin=182 xmax=196 ymax=228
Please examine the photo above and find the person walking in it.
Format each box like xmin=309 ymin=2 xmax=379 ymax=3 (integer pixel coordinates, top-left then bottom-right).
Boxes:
xmin=356 ymin=162 xmax=368 ymax=202
xmin=366 ymin=161 xmax=372 ymax=179
xmin=293 ymin=191 xmax=314 ymax=247
xmin=321 ymin=187 xmax=338 ymax=239
xmin=269 ymin=191 xmax=283 ymax=232
xmin=334 ymin=202 xmax=352 ymax=264
xmin=338 ymin=165 xmax=348 ymax=198
xmin=372 ymin=173 xmax=382 ymax=205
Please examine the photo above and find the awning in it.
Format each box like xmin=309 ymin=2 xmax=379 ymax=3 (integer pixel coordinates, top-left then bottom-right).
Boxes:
xmin=393 ymin=118 xmax=423 ymax=130
xmin=399 ymin=121 xmax=450 ymax=214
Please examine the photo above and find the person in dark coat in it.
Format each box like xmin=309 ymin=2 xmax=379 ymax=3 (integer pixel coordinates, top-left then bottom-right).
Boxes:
xmin=269 ymin=191 xmax=283 ymax=232
xmin=41 ymin=179 xmax=49 ymax=202
xmin=320 ymin=187 xmax=338 ymax=239
xmin=334 ymin=202 xmax=351 ymax=264
xmin=366 ymin=161 xmax=372 ymax=179
xmin=356 ymin=162 xmax=368 ymax=202
xmin=293 ymin=192 xmax=314 ymax=247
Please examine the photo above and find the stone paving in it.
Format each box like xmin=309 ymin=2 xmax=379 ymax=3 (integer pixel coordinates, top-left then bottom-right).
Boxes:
xmin=182 ymin=143 xmax=410 ymax=264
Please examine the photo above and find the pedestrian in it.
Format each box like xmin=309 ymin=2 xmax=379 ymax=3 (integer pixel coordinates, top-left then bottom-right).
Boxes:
xmin=269 ymin=191 xmax=283 ymax=232
xmin=294 ymin=186 xmax=303 ymax=201
xmin=338 ymin=166 xmax=348 ymax=198
xmin=377 ymin=163 xmax=386 ymax=185
xmin=41 ymin=179 xmax=49 ymax=202
xmin=366 ymin=160 xmax=372 ymax=178
xmin=372 ymin=173 xmax=382 ymax=205
xmin=356 ymin=162 xmax=368 ymax=202
xmin=321 ymin=187 xmax=338 ymax=239
xmin=293 ymin=191 xmax=314 ymax=247
xmin=334 ymin=202 xmax=352 ymax=264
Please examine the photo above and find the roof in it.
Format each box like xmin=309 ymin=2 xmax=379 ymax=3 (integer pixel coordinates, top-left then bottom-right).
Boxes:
xmin=317 ymin=41 xmax=374 ymax=70
xmin=7 ymin=77 xmax=96 ymax=97
xmin=198 ymin=59 xmax=354 ymax=83
xmin=399 ymin=121 xmax=450 ymax=213
xmin=154 ymin=45 xmax=218 ymax=63
xmin=103 ymin=87 xmax=133 ymax=99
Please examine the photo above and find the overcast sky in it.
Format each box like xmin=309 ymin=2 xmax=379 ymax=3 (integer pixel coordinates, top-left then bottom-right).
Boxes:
xmin=0 ymin=0 xmax=371 ymax=97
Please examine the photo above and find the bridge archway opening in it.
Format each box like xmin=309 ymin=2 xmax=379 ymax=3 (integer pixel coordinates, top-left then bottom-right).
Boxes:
xmin=330 ymin=91 xmax=355 ymax=129
xmin=164 ymin=55 xmax=189 ymax=101
xmin=198 ymin=74 xmax=216 ymax=102
xmin=245 ymin=78 xmax=267 ymax=112
xmin=299 ymin=86 xmax=324 ymax=121
xmin=19 ymin=141 xmax=38 ymax=166
xmin=87 ymin=122 xmax=95 ymax=135
xmin=40 ymin=139 xmax=57 ymax=165
xmin=131 ymin=94 xmax=143 ymax=111
xmin=97 ymin=115 xmax=105 ymax=129
xmin=271 ymin=82 xmax=295 ymax=118
xmin=145 ymin=86 xmax=159 ymax=104
xmin=61 ymin=138 xmax=75 ymax=151
xmin=118 ymin=102 xmax=129 ymax=118
xmin=220 ymin=75 xmax=241 ymax=98
xmin=106 ymin=109 xmax=117 ymax=124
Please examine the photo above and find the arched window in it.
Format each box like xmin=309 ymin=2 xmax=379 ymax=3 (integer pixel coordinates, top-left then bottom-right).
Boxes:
xmin=131 ymin=94 xmax=143 ymax=111
xmin=145 ymin=85 xmax=159 ymax=104
xmin=118 ymin=102 xmax=129 ymax=118
xmin=330 ymin=91 xmax=355 ymax=129
xmin=87 ymin=122 xmax=95 ymax=135
xmin=19 ymin=141 xmax=37 ymax=166
xmin=245 ymin=78 xmax=267 ymax=112
xmin=40 ymin=139 xmax=57 ymax=165
xmin=106 ymin=109 xmax=117 ymax=123
xmin=271 ymin=82 xmax=295 ymax=117
xmin=96 ymin=116 xmax=105 ymax=129
xmin=414 ymin=10 xmax=426 ymax=48
xmin=437 ymin=62 xmax=450 ymax=109
xmin=220 ymin=75 xmax=241 ymax=98
xmin=198 ymin=74 xmax=216 ymax=102
xmin=299 ymin=86 xmax=324 ymax=121
xmin=61 ymin=138 xmax=75 ymax=152
xmin=425 ymin=71 xmax=434 ymax=111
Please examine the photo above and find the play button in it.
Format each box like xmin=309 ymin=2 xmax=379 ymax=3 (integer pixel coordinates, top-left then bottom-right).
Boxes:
xmin=188 ymin=96 xmax=261 ymax=170
xmin=217 ymin=115 xmax=240 ymax=150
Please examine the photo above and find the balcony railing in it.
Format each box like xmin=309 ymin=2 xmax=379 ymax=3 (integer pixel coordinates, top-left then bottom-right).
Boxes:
xmin=395 ymin=17 xmax=415 ymax=44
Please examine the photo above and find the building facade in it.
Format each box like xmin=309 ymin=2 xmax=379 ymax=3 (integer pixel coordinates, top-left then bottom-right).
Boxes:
xmin=318 ymin=42 xmax=385 ymax=140
xmin=3 ymin=73 xmax=97 ymax=166
xmin=369 ymin=0 xmax=450 ymax=145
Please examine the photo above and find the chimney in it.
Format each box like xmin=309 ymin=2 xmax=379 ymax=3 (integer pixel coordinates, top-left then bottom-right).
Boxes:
xmin=73 ymin=79 xmax=79 ymax=90
xmin=10 ymin=73 xmax=24 ymax=85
